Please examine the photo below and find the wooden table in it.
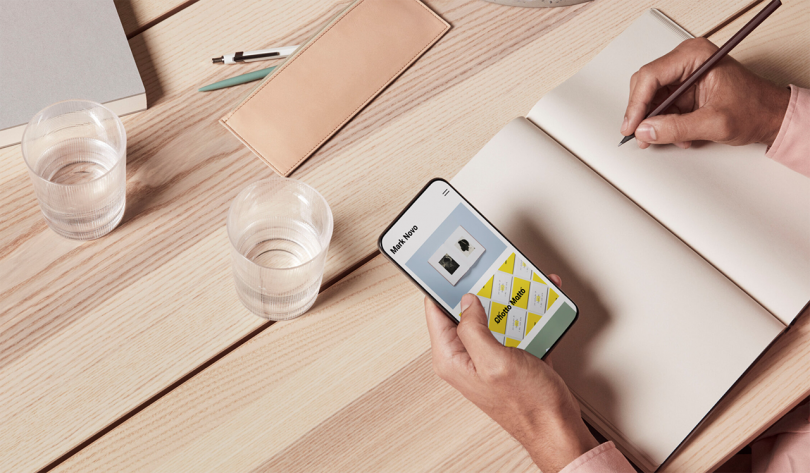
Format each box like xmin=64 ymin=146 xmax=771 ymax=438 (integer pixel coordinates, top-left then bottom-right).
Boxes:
xmin=1 ymin=0 xmax=807 ymax=471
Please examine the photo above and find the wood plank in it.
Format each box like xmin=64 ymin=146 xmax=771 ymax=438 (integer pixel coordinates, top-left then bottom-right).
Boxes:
xmin=114 ymin=0 xmax=199 ymax=38
xmin=251 ymin=353 xmax=537 ymax=473
xmin=52 ymin=256 xmax=541 ymax=472
xmin=708 ymin=0 xmax=810 ymax=88
xmin=0 ymin=0 xmax=764 ymax=471
xmin=0 ymin=3 xmax=359 ymax=471
xmin=54 ymin=257 xmax=432 ymax=471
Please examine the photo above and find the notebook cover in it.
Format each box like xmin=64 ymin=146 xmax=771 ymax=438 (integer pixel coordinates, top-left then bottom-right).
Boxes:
xmin=220 ymin=0 xmax=450 ymax=176
xmin=0 ymin=0 xmax=145 ymax=148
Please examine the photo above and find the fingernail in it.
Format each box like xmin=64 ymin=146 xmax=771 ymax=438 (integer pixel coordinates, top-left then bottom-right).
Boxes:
xmin=621 ymin=116 xmax=628 ymax=134
xmin=461 ymin=294 xmax=475 ymax=312
xmin=636 ymin=123 xmax=657 ymax=141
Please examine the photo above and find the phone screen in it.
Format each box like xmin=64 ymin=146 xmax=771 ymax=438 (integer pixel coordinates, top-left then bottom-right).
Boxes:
xmin=379 ymin=179 xmax=577 ymax=359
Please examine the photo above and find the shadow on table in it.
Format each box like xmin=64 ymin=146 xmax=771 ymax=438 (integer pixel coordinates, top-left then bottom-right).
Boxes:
xmin=116 ymin=0 xmax=165 ymax=106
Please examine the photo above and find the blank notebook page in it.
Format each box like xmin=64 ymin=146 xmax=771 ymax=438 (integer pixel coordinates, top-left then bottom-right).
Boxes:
xmin=452 ymin=118 xmax=785 ymax=470
xmin=528 ymin=9 xmax=810 ymax=324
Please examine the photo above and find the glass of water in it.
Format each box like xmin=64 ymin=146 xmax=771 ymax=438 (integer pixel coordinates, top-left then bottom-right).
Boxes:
xmin=227 ymin=177 xmax=333 ymax=320
xmin=21 ymin=100 xmax=127 ymax=240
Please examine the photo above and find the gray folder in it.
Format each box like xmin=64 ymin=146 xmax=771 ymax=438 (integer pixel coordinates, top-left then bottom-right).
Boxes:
xmin=0 ymin=0 xmax=146 ymax=148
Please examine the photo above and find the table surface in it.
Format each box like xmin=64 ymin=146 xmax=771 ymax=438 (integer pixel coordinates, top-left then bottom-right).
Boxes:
xmin=1 ymin=0 xmax=808 ymax=471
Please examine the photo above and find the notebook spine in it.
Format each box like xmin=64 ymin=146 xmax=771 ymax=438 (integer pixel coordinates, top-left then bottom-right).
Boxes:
xmin=650 ymin=8 xmax=694 ymax=40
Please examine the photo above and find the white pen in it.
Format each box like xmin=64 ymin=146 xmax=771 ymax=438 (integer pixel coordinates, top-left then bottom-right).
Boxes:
xmin=212 ymin=45 xmax=300 ymax=64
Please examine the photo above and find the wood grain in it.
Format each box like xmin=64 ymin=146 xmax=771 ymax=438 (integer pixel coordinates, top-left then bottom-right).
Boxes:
xmin=708 ymin=0 xmax=810 ymax=88
xmin=251 ymin=353 xmax=537 ymax=473
xmin=0 ymin=3 xmax=364 ymax=471
xmin=114 ymin=0 xmax=199 ymax=38
xmin=54 ymin=259 xmax=810 ymax=473
xmin=54 ymin=256 xmax=542 ymax=472
xmin=0 ymin=0 xmax=784 ymax=471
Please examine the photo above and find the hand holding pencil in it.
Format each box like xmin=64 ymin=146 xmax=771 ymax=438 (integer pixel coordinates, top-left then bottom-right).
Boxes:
xmin=621 ymin=38 xmax=790 ymax=149
xmin=620 ymin=0 xmax=789 ymax=148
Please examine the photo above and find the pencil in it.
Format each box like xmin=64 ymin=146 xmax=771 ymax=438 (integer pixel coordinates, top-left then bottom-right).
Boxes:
xmin=198 ymin=65 xmax=278 ymax=92
xmin=619 ymin=0 xmax=782 ymax=146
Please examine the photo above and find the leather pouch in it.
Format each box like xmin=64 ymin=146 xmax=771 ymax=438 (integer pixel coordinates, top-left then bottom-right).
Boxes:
xmin=221 ymin=0 xmax=450 ymax=176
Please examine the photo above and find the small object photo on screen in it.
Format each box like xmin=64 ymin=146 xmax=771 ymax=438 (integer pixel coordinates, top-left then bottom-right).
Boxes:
xmin=455 ymin=238 xmax=474 ymax=255
xmin=449 ymin=226 xmax=483 ymax=260
xmin=429 ymin=226 xmax=486 ymax=286
xmin=438 ymin=254 xmax=460 ymax=274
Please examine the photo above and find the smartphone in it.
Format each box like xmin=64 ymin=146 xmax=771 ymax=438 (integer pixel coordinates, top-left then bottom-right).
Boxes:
xmin=378 ymin=178 xmax=578 ymax=359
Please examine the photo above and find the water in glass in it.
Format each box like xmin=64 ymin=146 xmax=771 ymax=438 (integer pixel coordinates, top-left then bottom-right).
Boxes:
xmin=22 ymin=100 xmax=127 ymax=240
xmin=227 ymin=177 xmax=333 ymax=320
xmin=32 ymin=138 xmax=126 ymax=239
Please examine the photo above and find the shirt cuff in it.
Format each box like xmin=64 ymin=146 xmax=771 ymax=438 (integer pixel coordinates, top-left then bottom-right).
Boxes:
xmin=766 ymin=85 xmax=810 ymax=179
xmin=558 ymin=441 xmax=636 ymax=473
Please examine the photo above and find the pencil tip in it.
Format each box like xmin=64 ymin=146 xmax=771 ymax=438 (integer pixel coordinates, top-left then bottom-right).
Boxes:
xmin=618 ymin=134 xmax=634 ymax=147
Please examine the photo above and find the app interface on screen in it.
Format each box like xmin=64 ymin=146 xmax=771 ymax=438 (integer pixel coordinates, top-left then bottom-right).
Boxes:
xmin=382 ymin=181 xmax=577 ymax=356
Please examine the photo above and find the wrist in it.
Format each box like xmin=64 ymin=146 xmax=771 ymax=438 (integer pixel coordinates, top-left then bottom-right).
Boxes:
xmin=524 ymin=413 xmax=599 ymax=473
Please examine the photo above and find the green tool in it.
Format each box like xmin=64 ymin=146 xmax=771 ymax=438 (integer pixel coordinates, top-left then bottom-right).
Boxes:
xmin=198 ymin=66 xmax=277 ymax=92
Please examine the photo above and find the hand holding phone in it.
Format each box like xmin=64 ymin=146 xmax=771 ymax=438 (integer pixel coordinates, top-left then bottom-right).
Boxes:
xmin=379 ymin=179 xmax=578 ymax=359
xmin=425 ymin=284 xmax=598 ymax=472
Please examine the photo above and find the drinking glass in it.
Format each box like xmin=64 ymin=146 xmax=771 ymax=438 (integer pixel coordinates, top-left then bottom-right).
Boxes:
xmin=21 ymin=100 xmax=127 ymax=240
xmin=227 ymin=177 xmax=333 ymax=320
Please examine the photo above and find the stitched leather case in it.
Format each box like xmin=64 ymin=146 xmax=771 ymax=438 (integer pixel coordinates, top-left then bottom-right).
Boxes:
xmin=221 ymin=0 xmax=450 ymax=176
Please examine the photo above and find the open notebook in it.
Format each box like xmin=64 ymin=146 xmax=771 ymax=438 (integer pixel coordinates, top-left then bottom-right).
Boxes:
xmin=452 ymin=9 xmax=810 ymax=471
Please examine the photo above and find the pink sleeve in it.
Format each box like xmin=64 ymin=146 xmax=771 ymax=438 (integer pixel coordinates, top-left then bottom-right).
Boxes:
xmin=558 ymin=441 xmax=635 ymax=473
xmin=751 ymin=399 xmax=810 ymax=473
xmin=766 ymin=85 xmax=810 ymax=178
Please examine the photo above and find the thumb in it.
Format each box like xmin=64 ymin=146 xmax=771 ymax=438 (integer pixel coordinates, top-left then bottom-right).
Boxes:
xmin=635 ymin=107 xmax=726 ymax=145
xmin=456 ymin=294 xmax=507 ymax=370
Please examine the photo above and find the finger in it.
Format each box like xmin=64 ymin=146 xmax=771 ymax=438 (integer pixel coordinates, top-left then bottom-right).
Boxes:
xmin=424 ymin=297 xmax=469 ymax=371
xmin=651 ymin=85 xmax=696 ymax=116
xmin=674 ymin=141 xmax=692 ymax=149
xmin=671 ymin=87 xmax=696 ymax=114
xmin=548 ymin=273 xmax=562 ymax=288
xmin=623 ymin=54 xmax=690 ymax=135
xmin=635 ymin=107 xmax=726 ymax=144
xmin=455 ymin=294 xmax=508 ymax=371
xmin=623 ymin=39 xmax=714 ymax=135
xmin=425 ymin=296 xmax=463 ymax=352
xmin=425 ymin=296 xmax=456 ymax=337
